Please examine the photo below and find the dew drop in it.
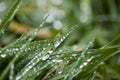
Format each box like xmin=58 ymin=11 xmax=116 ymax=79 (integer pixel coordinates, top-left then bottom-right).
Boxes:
xmin=83 ymin=62 xmax=87 ymax=66
xmin=62 ymin=36 xmax=66 ymax=39
xmin=48 ymin=50 xmax=53 ymax=54
xmin=81 ymin=53 xmax=85 ymax=58
xmin=42 ymin=55 xmax=50 ymax=61
xmin=70 ymin=56 xmax=73 ymax=59
xmin=33 ymin=67 xmax=37 ymax=72
xmin=87 ymin=51 xmax=92 ymax=54
xmin=58 ymin=71 xmax=62 ymax=74
xmin=59 ymin=50 xmax=62 ymax=52
xmin=54 ymin=41 xmax=60 ymax=47
xmin=15 ymin=75 xmax=21 ymax=80
xmin=15 ymin=48 xmax=19 ymax=51
xmin=27 ymin=65 xmax=32 ymax=70
xmin=78 ymin=58 xmax=80 ymax=61
xmin=73 ymin=45 xmax=78 ymax=51
xmin=66 ymin=61 xmax=69 ymax=63
xmin=1 ymin=54 xmax=6 ymax=58
xmin=52 ymin=59 xmax=63 ymax=63
xmin=27 ymin=48 xmax=31 ymax=51
xmin=87 ymin=56 xmax=94 ymax=62
xmin=42 ymin=48 xmax=46 ymax=50
xmin=48 ymin=43 xmax=51 ymax=46
xmin=0 ymin=29 xmax=5 ymax=34
xmin=56 ymin=55 xmax=60 ymax=58
xmin=35 ymin=52 xmax=39 ymax=55
xmin=72 ymin=54 xmax=77 ymax=57
xmin=79 ymin=65 xmax=84 ymax=69
xmin=60 ymin=38 xmax=63 ymax=42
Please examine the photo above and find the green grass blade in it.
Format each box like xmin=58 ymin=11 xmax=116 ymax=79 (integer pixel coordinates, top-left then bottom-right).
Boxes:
xmin=73 ymin=46 xmax=120 ymax=79
xmin=0 ymin=0 xmax=22 ymax=37
xmin=14 ymin=25 xmax=78 ymax=80
xmin=101 ymin=34 xmax=120 ymax=49
xmin=65 ymin=37 xmax=95 ymax=80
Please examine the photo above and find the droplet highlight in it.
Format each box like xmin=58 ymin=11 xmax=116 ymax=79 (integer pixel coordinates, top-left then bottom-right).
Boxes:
xmin=0 ymin=2 xmax=6 ymax=12
xmin=1 ymin=54 xmax=6 ymax=58
xmin=42 ymin=55 xmax=50 ymax=61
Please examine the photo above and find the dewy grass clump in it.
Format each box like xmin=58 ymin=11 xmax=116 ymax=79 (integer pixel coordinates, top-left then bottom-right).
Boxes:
xmin=0 ymin=0 xmax=120 ymax=80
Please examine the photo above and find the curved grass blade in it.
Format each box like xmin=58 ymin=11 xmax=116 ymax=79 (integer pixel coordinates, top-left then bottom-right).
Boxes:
xmin=0 ymin=40 xmax=52 ymax=73
xmin=53 ymin=25 xmax=79 ymax=50
xmin=73 ymin=46 xmax=120 ymax=79
xmin=0 ymin=15 xmax=49 ymax=79
xmin=65 ymin=37 xmax=95 ymax=80
xmin=0 ymin=15 xmax=48 ymax=68
xmin=14 ymin=40 xmax=54 ymax=80
xmin=14 ymin=25 xmax=79 ymax=80
xmin=0 ymin=34 xmax=35 ymax=80
xmin=0 ymin=14 xmax=48 ymax=52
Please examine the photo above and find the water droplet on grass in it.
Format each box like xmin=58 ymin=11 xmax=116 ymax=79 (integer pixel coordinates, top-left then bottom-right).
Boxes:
xmin=12 ymin=48 xmax=19 ymax=51
xmin=70 ymin=56 xmax=73 ymax=59
xmin=79 ymin=56 xmax=94 ymax=69
xmin=79 ymin=65 xmax=84 ymax=69
xmin=0 ymin=29 xmax=5 ymax=34
xmin=42 ymin=48 xmax=46 ymax=50
xmin=48 ymin=50 xmax=53 ymax=54
xmin=33 ymin=67 xmax=37 ymax=72
xmin=59 ymin=50 xmax=62 ymax=52
xmin=52 ymin=59 xmax=63 ymax=63
xmin=54 ymin=41 xmax=60 ymax=47
xmin=55 ymin=55 xmax=60 ymax=58
xmin=83 ymin=62 xmax=87 ymax=66
xmin=1 ymin=54 xmax=6 ymax=58
xmin=58 ymin=71 xmax=62 ymax=74
xmin=87 ymin=56 xmax=94 ymax=62
xmin=72 ymin=54 xmax=77 ymax=57
xmin=42 ymin=55 xmax=50 ymax=61
xmin=16 ymin=75 xmax=21 ymax=80
xmin=48 ymin=43 xmax=51 ymax=46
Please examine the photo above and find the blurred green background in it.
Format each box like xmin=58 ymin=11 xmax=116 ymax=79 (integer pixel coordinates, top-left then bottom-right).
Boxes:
xmin=0 ymin=0 xmax=120 ymax=79
xmin=1 ymin=0 xmax=120 ymax=47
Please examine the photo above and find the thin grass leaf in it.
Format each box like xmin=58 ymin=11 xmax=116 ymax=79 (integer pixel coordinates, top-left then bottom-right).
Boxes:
xmin=73 ymin=46 xmax=120 ymax=80
xmin=0 ymin=15 xmax=48 ymax=69
xmin=0 ymin=33 xmax=35 ymax=80
xmin=101 ymin=34 xmax=120 ymax=49
xmin=14 ymin=25 xmax=79 ymax=80
xmin=65 ymin=37 xmax=95 ymax=80
xmin=0 ymin=0 xmax=22 ymax=38
xmin=0 ymin=15 xmax=49 ymax=79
